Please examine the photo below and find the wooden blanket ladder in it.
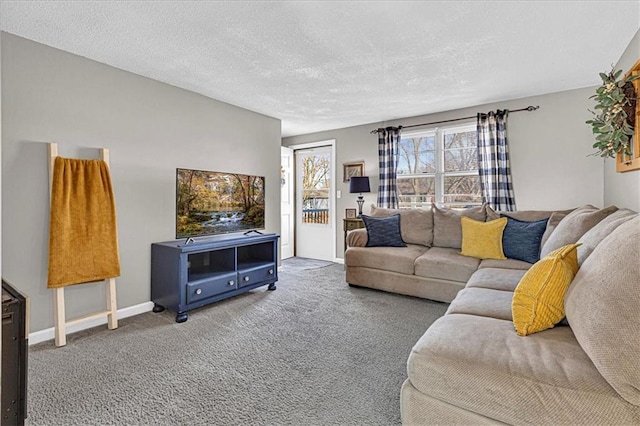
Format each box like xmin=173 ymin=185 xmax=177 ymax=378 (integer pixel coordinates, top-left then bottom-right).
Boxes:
xmin=48 ymin=142 xmax=118 ymax=347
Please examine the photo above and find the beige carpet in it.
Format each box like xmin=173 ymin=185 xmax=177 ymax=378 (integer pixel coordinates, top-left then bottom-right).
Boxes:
xmin=27 ymin=260 xmax=447 ymax=425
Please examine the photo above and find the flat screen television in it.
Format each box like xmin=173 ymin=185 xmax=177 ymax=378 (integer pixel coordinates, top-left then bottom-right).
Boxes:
xmin=176 ymin=168 xmax=265 ymax=238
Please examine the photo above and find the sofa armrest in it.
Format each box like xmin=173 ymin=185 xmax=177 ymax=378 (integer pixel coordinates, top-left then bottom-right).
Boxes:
xmin=346 ymin=228 xmax=368 ymax=247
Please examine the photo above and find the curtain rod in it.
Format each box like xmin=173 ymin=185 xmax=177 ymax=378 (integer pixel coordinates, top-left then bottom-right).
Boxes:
xmin=370 ymin=105 xmax=540 ymax=134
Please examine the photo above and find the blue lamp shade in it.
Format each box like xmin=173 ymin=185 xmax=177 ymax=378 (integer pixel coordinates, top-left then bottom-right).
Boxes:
xmin=349 ymin=176 xmax=371 ymax=193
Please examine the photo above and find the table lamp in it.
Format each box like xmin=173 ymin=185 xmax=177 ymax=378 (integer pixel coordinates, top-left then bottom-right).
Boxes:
xmin=349 ymin=176 xmax=371 ymax=217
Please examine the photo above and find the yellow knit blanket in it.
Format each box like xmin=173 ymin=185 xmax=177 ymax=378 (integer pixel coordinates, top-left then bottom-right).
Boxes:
xmin=47 ymin=157 xmax=121 ymax=288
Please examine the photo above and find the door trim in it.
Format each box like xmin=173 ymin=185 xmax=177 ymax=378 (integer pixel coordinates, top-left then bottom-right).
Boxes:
xmin=280 ymin=146 xmax=294 ymax=260
xmin=289 ymin=140 xmax=337 ymax=262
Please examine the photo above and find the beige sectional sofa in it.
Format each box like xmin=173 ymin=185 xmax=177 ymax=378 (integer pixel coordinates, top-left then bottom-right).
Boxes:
xmin=345 ymin=204 xmax=640 ymax=424
xmin=346 ymin=205 xmax=543 ymax=302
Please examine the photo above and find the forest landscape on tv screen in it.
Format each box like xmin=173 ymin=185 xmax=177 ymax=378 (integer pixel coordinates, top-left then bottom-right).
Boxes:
xmin=176 ymin=168 xmax=265 ymax=238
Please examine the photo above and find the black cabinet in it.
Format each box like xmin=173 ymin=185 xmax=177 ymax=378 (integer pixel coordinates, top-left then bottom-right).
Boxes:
xmin=151 ymin=233 xmax=279 ymax=322
xmin=2 ymin=280 xmax=28 ymax=426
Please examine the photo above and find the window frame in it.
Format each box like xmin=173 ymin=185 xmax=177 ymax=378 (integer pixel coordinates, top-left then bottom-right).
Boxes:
xmin=397 ymin=122 xmax=481 ymax=208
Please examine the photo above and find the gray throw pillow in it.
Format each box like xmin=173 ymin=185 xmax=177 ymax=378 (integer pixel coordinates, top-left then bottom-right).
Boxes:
xmin=370 ymin=205 xmax=433 ymax=247
xmin=432 ymin=204 xmax=485 ymax=249
xmin=485 ymin=206 xmax=557 ymax=222
xmin=576 ymin=209 xmax=637 ymax=266
xmin=361 ymin=214 xmax=406 ymax=247
xmin=540 ymin=205 xmax=618 ymax=257
xmin=540 ymin=211 xmax=567 ymax=249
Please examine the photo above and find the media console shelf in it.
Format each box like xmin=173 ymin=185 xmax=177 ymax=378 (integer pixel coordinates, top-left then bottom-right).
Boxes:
xmin=151 ymin=233 xmax=279 ymax=323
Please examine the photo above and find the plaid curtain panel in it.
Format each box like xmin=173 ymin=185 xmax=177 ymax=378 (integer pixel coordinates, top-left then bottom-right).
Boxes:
xmin=476 ymin=110 xmax=517 ymax=211
xmin=376 ymin=126 xmax=401 ymax=209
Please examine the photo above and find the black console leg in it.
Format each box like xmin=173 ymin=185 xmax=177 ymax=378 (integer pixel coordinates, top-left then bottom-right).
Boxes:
xmin=152 ymin=303 xmax=165 ymax=313
xmin=268 ymin=283 xmax=277 ymax=291
xmin=175 ymin=312 xmax=188 ymax=323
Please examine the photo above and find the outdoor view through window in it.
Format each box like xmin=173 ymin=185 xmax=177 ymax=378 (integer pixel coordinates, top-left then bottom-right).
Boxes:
xmin=397 ymin=124 xmax=482 ymax=208
xmin=301 ymin=151 xmax=331 ymax=224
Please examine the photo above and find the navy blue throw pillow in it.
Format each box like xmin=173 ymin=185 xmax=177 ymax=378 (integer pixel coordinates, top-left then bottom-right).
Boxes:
xmin=501 ymin=215 xmax=549 ymax=264
xmin=361 ymin=214 xmax=406 ymax=247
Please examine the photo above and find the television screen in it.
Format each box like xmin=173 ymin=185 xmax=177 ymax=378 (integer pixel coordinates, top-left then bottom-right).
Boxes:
xmin=176 ymin=168 xmax=265 ymax=238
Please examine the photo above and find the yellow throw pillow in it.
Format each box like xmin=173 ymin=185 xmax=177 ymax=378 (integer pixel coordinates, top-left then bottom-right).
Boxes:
xmin=512 ymin=243 xmax=580 ymax=336
xmin=459 ymin=216 xmax=508 ymax=260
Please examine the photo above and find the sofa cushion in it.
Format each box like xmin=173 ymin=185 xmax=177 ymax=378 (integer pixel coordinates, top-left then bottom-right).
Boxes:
xmin=466 ymin=267 xmax=527 ymax=292
xmin=512 ymin=243 xmax=580 ymax=336
xmin=485 ymin=207 xmax=557 ymax=222
xmin=540 ymin=211 xmax=567 ymax=248
xmin=345 ymin=244 xmax=427 ymax=275
xmin=370 ymin=205 xmax=433 ymax=246
xmin=501 ymin=216 xmax=548 ymax=264
xmin=565 ymin=217 xmax=640 ymax=406
xmin=487 ymin=208 xmax=576 ymax=254
xmin=346 ymin=267 xmax=464 ymax=303
xmin=576 ymin=208 xmax=637 ymax=266
xmin=401 ymin=381 xmax=502 ymax=426
xmin=414 ymin=247 xmax=480 ymax=282
xmin=407 ymin=314 xmax=640 ymax=425
xmin=446 ymin=287 xmax=513 ymax=321
xmin=432 ymin=204 xmax=485 ymax=249
xmin=345 ymin=228 xmax=367 ymax=248
xmin=361 ymin=214 xmax=406 ymax=247
xmin=540 ymin=205 xmax=618 ymax=257
xmin=486 ymin=207 xmax=576 ymax=249
xmin=459 ymin=217 xmax=507 ymax=260
xmin=478 ymin=258 xmax=532 ymax=270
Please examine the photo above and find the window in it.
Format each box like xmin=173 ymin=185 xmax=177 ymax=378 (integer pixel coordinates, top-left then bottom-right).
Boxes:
xmin=300 ymin=151 xmax=331 ymax=224
xmin=397 ymin=124 xmax=482 ymax=208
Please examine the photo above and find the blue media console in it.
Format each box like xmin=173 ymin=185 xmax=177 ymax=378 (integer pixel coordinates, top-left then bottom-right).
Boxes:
xmin=151 ymin=233 xmax=279 ymax=323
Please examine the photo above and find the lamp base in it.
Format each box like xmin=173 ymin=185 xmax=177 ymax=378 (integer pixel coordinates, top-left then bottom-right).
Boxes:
xmin=356 ymin=196 xmax=365 ymax=217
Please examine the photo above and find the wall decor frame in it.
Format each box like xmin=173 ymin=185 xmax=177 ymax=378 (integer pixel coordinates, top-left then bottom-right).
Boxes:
xmin=343 ymin=161 xmax=365 ymax=182
xmin=617 ymin=58 xmax=640 ymax=173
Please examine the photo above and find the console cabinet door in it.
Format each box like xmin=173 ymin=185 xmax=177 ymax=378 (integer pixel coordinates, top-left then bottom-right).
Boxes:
xmin=186 ymin=272 xmax=238 ymax=304
xmin=238 ymin=264 xmax=276 ymax=288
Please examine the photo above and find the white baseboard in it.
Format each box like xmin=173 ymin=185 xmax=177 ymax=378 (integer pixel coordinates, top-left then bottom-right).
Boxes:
xmin=333 ymin=257 xmax=344 ymax=264
xmin=29 ymin=301 xmax=154 ymax=345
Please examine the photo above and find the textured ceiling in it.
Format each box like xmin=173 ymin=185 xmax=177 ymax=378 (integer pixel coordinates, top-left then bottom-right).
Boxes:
xmin=1 ymin=1 xmax=639 ymax=137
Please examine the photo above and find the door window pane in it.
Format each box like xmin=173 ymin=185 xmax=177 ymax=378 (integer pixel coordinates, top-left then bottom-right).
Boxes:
xmin=301 ymin=153 xmax=330 ymax=224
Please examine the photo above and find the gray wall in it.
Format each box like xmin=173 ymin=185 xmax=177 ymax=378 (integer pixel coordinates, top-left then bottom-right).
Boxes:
xmin=604 ymin=29 xmax=640 ymax=211
xmin=1 ymin=33 xmax=281 ymax=333
xmin=283 ymin=87 xmax=604 ymax=257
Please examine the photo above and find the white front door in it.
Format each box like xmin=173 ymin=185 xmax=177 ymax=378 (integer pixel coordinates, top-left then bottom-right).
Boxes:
xmin=295 ymin=146 xmax=333 ymax=261
xmin=280 ymin=146 xmax=294 ymax=259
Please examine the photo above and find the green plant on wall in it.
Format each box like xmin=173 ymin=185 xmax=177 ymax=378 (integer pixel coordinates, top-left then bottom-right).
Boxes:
xmin=586 ymin=67 xmax=639 ymax=158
